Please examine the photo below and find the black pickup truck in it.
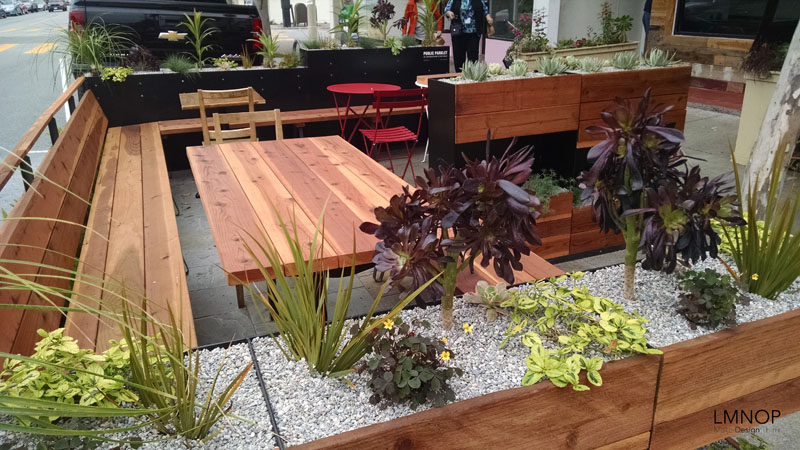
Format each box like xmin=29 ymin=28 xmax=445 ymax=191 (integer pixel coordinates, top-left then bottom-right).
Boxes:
xmin=69 ymin=0 xmax=262 ymax=57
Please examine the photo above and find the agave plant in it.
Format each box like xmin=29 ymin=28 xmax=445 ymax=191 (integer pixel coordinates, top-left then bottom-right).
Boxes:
xmin=563 ymin=55 xmax=581 ymax=70
xmin=579 ymin=89 xmax=744 ymax=299
xmin=538 ymin=56 xmax=568 ymax=75
xmin=361 ymin=136 xmax=542 ymax=329
xmin=487 ymin=62 xmax=505 ymax=76
xmin=461 ymin=60 xmax=489 ymax=81
xmin=579 ymin=57 xmax=605 ymax=73
xmin=508 ymin=59 xmax=528 ymax=77
xmin=643 ymin=48 xmax=677 ymax=67
xmin=611 ymin=51 xmax=639 ymax=70
xmin=462 ymin=281 xmax=511 ymax=321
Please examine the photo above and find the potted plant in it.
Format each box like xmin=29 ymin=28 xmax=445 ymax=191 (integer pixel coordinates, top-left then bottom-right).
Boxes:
xmin=523 ymin=170 xmax=573 ymax=258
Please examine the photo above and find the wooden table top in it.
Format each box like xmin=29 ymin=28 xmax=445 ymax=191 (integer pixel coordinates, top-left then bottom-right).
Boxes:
xmin=186 ymin=135 xmax=410 ymax=285
xmin=179 ymin=91 xmax=267 ymax=111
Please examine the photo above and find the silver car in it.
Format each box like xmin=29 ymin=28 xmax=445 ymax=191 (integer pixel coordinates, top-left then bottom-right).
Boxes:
xmin=0 ymin=0 xmax=22 ymax=16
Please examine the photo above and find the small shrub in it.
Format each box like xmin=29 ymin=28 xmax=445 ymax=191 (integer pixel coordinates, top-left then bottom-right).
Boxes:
xmin=357 ymin=318 xmax=463 ymax=409
xmin=56 ymin=22 xmax=132 ymax=73
xmin=462 ymin=281 xmax=510 ymax=321
xmin=507 ymin=59 xmax=528 ymax=76
xmin=537 ymin=55 xmax=568 ymax=75
xmin=598 ymin=1 xmax=633 ymax=45
xmin=611 ymin=51 xmax=639 ymax=70
xmin=279 ymin=51 xmax=301 ymax=68
xmin=212 ymin=57 xmax=238 ymax=70
xmin=461 ymin=60 xmax=489 ymax=81
xmin=162 ymin=54 xmax=196 ymax=75
xmin=677 ymin=269 xmax=742 ymax=329
xmin=643 ymin=48 xmax=676 ymax=67
xmin=523 ymin=169 xmax=568 ymax=213
xmin=487 ymin=62 xmax=505 ymax=76
xmin=100 ymin=66 xmax=134 ymax=82
xmin=578 ymin=57 xmax=605 ymax=72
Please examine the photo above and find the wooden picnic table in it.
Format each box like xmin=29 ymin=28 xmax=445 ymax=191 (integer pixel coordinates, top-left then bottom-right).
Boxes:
xmin=178 ymin=91 xmax=266 ymax=111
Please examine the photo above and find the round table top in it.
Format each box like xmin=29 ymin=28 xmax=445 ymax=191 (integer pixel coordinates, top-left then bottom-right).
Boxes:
xmin=326 ymin=83 xmax=402 ymax=95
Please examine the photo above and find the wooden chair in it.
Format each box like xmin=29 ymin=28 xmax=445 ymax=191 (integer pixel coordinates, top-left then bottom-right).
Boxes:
xmin=197 ymin=87 xmax=256 ymax=145
xmin=210 ymin=109 xmax=283 ymax=144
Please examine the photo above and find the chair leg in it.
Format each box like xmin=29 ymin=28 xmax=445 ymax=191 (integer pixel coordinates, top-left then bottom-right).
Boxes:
xmin=402 ymin=140 xmax=416 ymax=180
xmin=384 ymin=142 xmax=394 ymax=173
xmin=173 ymin=197 xmax=180 ymax=216
xmin=236 ymin=285 xmax=245 ymax=309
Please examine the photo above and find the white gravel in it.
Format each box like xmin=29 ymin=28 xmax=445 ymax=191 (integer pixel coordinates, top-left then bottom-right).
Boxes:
xmin=0 ymin=342 xmax=273 ymax=450
xmin=443 ymin=72 xmax=546 ymax=84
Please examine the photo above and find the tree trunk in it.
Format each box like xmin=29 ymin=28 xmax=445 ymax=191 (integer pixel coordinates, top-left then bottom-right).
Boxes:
xmin=440 ymin=258 xmax=459 ymax=330
xmin=746 ymin=21 xmax=800 ymax=200
xmin=623 ymin=216 xmax=640 ymax=300
xmin=254 ymin=0 xmax=272 ymax=36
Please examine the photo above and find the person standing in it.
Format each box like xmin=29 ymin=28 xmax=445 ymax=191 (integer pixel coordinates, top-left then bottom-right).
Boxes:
xmin=444 ymin=0 xmax=493 ymax=71
xmin=402 ymin=0 xmax=443 ymax=44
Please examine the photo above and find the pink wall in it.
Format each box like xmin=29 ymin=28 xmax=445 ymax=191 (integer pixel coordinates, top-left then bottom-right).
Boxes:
xmin=440 ymin=34 xmax=513 ymax=67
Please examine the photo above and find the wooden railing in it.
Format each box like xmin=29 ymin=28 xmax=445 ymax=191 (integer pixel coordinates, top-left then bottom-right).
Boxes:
xmin=0 ymin=76 xmax=85 ymax=192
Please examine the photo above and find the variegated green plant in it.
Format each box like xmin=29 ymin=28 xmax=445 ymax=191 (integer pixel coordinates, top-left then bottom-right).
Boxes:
xmin=537 ymin=56 xmax=568 ymax=75
xmin=501 ymin=272 xmax=661 ymax=391
xmin=507 ymin=59 xmax=528 ymax=77
xmin=611 ymin=51 xmax=639 ymax=70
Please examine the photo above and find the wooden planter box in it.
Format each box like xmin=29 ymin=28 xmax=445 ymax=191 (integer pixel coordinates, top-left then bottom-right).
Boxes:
xmin=531 ymin=191 xmax=573 ymax=259
xmin=296 ymin=354 xmax=661 ymax=449
xmin=517 ymin=41 xmax=640 ymax=71
xmin=569 ymin=205 xmax=625 ymax=254
xmin=650 ymin=308 xmax=800 ymax=449
xmin=577 ymin=66 xmax=691 ymax=148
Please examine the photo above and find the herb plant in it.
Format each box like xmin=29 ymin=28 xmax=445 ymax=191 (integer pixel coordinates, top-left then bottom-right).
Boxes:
xmin=357 ymin=317 xmax=462 ymax=409
xmin=507 ymin=59 xmax=528 ymax=77
xmin=677 ymin=269 xmax=741 ymax=329
xmin=369 ymin=0 xmax=395 ymax=43
xmin=579 ymin=90 xmax=744 ymax=299
xmin=100 ymin=66 xmax=133 ymax=82
xmin=462 ymin=281 xmax=510 ymax=321
xmin=253 ymin=31 xmax=281 ymax=68
xmin=0 ymin=329 xmax=137 ymax=423
xmin=538 ymin=56 xmax=568 ymax=75
xmin=643 ymin=48 xmax=676 ymax=67
xmin=361 ymin=138 xmax=542 ymax=329
xmin=611 ymin=51 xmax=639 ymax=70
xmin=180 ymin=9 xmax=218 ymax=66
xmin=461 ymin=60 xmax=489 ymax=81
xmin=504 ymin=273 xmax=661 ymax=391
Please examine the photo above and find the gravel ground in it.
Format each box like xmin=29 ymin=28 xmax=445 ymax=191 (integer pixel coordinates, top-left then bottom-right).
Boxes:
xmin=443 ymin=72 xmax=546 ymax=84
xmin=0 ymin=342 xmax=273 ymax=450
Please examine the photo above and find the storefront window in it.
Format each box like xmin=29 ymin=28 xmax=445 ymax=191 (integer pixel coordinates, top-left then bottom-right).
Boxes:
xmin=488 ymin=0 xmax=532 ymax=40
xmin=674 ymin=0 xmax=798 ymax=39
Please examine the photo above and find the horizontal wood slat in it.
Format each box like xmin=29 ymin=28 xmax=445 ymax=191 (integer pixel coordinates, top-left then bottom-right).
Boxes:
xmin=297 ymin=354 xmax=660 ymax=450
xmin=455 ymin=104 xmax=580 ymax=144
xmin=579 ymin=93 xmax=689 ymax=122
xmin=454 ymin=74 xmax=581 ymax=115
xmin=579 ymin=66 xmax=691 ymax=103
xmin=578 ymin=108 xmax=687 ymax=148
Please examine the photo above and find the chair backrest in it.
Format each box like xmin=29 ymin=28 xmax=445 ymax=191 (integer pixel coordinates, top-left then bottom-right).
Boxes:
xmin=294 ymin=3 xmax=308 ymax=25
xmin=0 ymin=91 xmax=108 ymax=357
xmin=210 ymin=109 xmax=283 ymax=144
xmin=198 ymin=87 xmax=256 ymax=145
xmin=372 ymin=88 xmax=428 ymax=135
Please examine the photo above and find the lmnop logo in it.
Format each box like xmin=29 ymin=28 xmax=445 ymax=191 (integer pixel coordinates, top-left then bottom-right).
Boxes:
xmin=714 ymin=409 xmax=781 ymax=425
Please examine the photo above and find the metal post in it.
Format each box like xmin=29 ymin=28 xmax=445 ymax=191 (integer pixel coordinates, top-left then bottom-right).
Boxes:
xmin=67 ymin=96 xmax=76 ymax=114
xmin=48 ymin=117 xmax=59 ymax=145
xmin=20 ymin=156 xmax=34 ymax=191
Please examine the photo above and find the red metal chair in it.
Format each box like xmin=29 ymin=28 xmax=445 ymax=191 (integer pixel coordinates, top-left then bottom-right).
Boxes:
xmin=359 ymin=88 xmax=428 ymax=179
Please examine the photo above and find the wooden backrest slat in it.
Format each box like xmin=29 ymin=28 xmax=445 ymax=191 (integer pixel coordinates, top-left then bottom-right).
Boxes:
xmin=0 ymin=77 xmax=85 ymax=191
xmin=0 ymin=91 xmax=107 ymax=356
xmin=199 ymin=88 xmax=256 ymax=146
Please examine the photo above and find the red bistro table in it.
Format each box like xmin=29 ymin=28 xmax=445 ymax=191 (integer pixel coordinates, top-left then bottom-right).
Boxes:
xmin=327 ymin=83 xmax=401 ymax=142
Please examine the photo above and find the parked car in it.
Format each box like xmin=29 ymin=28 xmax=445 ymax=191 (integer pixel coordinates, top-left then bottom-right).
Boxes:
xmin=47 ymin=0 xmax=65 ymax=11
xmin=27 ymin=1 xmax=39 ymax=12
xmin=71 ymin=0 xmax=263 ymax=58
xmin=0 ymin=0 xmax=22 ymax=16
xmin=0 ymin=8 xmax=5 ymax=18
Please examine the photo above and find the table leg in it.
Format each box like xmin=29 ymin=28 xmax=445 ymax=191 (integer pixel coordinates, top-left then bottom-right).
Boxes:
xmin=332 ymin=92 xmax=353 ymax=138
xmin=236 ymin=284 xmax=245 ymax=309
xmin=346 ymin=103 xmax=373 ymax=143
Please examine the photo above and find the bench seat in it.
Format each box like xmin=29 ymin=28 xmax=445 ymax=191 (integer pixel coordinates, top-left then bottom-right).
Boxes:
xmin=455 ymin=252 xmax=564 ymax=294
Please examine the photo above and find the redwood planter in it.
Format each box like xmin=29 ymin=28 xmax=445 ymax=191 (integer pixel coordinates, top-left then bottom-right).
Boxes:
xmin=569 ymin=205 xmax=625 ymax=255
xmin=295 ymin=354 xmax=661 ymax=449
xmin=650 ymin=308 xmax=800 ymax=449
xmin=531 ymin=191 xmax=573 ymax=259
xmin=516 ymin=41 xmax=640 ymax=71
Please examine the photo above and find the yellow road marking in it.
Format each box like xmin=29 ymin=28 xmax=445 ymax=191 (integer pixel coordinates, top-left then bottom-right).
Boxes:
xmin=54 ymin=27 xmax=65 ymax=31
xmin=0 ymin=44 xmax=18 ymax=53
xmin=1 ymin=28 xmax=17 ymax=33
xmin=30 ymin=28 xmax=41 ymax=32
xmin=25 ymin=43 xmax=56 ymax=54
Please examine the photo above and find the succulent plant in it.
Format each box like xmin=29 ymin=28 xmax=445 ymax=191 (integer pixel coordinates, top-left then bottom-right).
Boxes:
xmin=643 ymin=48 xmax=677 ymax=67
xmin=537 ymin=55 xmax=568 ymax=75
xmin=611 ymin=51 xmax=639 ymax=70
xmin=461 ymin=60 xmax=490 ymax=82
xmin=462 ymin=281 xmax=511 ymax=321
xmin=564 ymin=55 xmax=581 ymax=70
xmin=487 ymin=62 xmax=505 ymax=76
xmin=508 ymin=59 xmax=528 ymax=77
xmin=578 ymin=57 xmax=605 ymax=73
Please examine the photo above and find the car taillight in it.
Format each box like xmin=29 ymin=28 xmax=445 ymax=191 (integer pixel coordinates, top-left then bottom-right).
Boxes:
xmin=69 ymin=10 xmax=84 ymax=30
xmin=251 ymin=17 xmax=262 ymax=49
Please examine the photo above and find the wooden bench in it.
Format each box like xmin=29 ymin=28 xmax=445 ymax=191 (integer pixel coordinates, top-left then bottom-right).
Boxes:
xmin=0 ymin=84 xmax=195 ymax=356
xmin=455 ymin=252 xmax=564 ymax=294
xmin=158 ymin=105 xmax=421 ymax=136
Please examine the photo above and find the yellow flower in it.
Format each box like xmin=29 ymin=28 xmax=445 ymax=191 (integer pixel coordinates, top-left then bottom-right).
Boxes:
xmin=383 ymin=319 xmax=394 ymax=330
xmin=463 ymin=322 xmax=474 ymax=334
xmin=440 ymin=351 xmax=451 ymax=361
xmin=751 ymin=273 xmax=759 ymax=281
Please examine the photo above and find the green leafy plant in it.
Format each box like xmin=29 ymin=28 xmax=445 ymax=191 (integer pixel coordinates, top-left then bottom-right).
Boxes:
xmin=462 ymin=281 xmax=510 ymax=321
xmin=0 ymin=329 xmax=137 ymax=423
xmin=611 ymin=51 xmax=639 ymax=70
xmin=505 ymin=10 xmax=549 ymax=61
xmin=99 ymin=66 xmax=134 ymax=82
xmin=523 ymin=170 xmax=568 ymax=213
xmin=383 ymin=36 xmax=405 ymax=55
xmin=578 ymin=56 xmax=605 ymax=72
xmin=356 ymin=317 xmax=462 ymax=409
xmin=415 ymin=0 xmax=441 ymax=46
xmin=56 ymin=22 xmax=132 ymax=73
xmin=278 ymin=51 xmax=302 ymax=68
xmin=507 ymin=59 xmax=528 ymax=77
xmin=240 ymin=46 xmax=254 ymax=69
xmin=331 ymin=0 xmax=365 ymax=46
xmin=162 ymin=54 xmax=196 ymax=75
xmin=461 ymin=60 xmax=489 ymax=81
xmin=598 ymin=1 xmax=632 ymax=45
xmin=212 ymin=57 xmax=238 ymax=70
xmin=721 ymin=147 xmax=800 ymax=299
xmin=579 ymin=90 xmax=744 ymax=299
xmin=643 ymin=48 xmax=677 ymax=67
xmin=503 ymin=273 xmax=662 ymax=390
xmin=244 ymin=207 xmax=438 ymax=377
xmin=180 ymin=9 xmax=218 ymax=67
xmin=487 ymin=62 xmax=505 ymax=76
xmin=252 ymin=31 xmax=281 ymax=68
xmin=677 ymin=269 xmax=742 ymax=329
xmin=537 ymin=56 xmax=568 ymax=75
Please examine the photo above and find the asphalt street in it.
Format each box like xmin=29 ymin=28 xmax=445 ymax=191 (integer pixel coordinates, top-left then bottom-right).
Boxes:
xmin=0 ymin=10 xmax=68 ymax=212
